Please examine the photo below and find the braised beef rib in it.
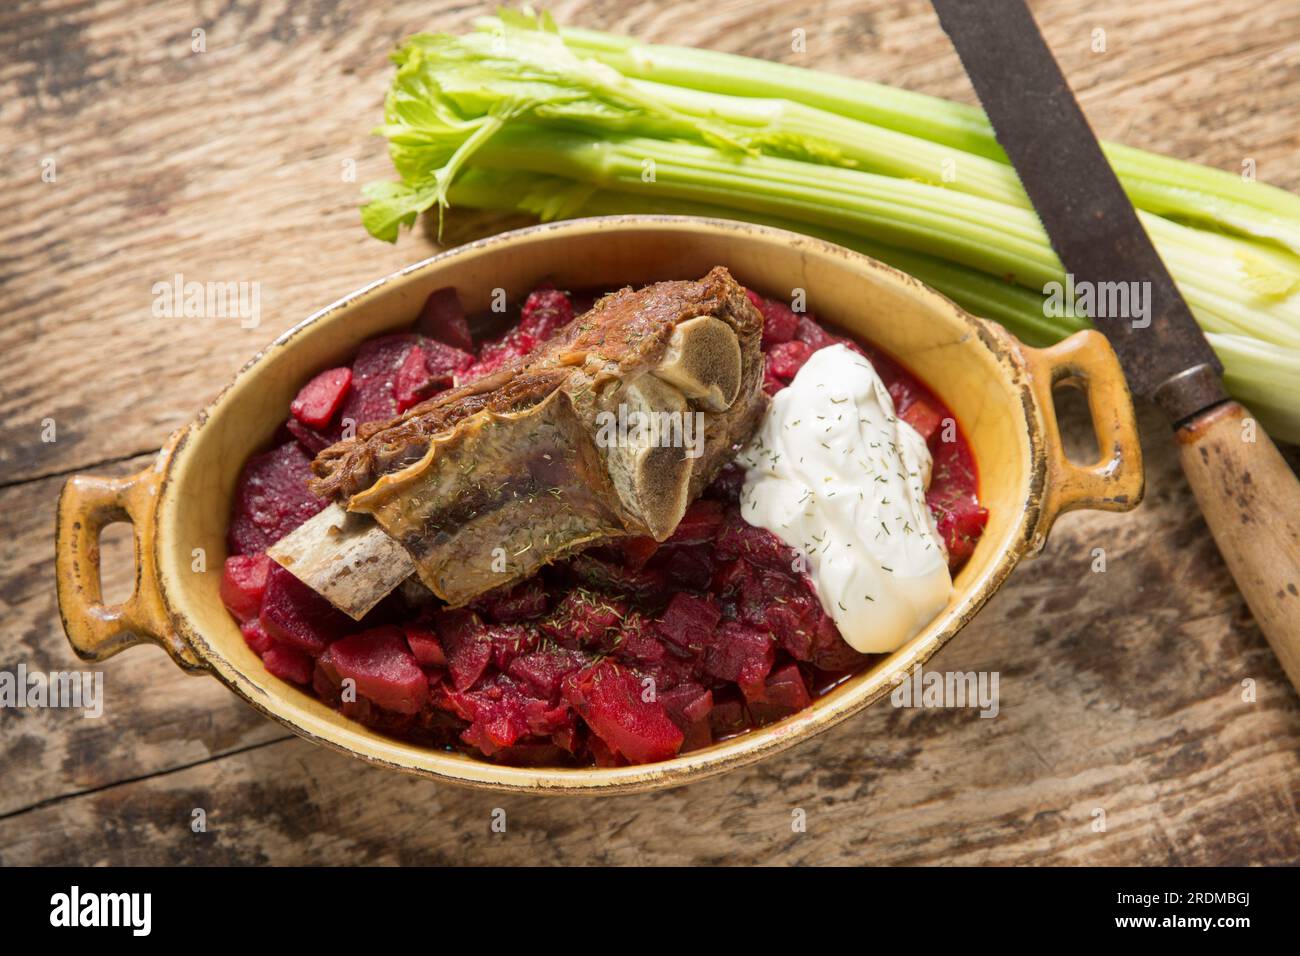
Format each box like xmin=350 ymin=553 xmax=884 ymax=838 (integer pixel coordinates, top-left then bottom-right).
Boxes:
xmin=270 ymin=267 xmax=765 ymax=614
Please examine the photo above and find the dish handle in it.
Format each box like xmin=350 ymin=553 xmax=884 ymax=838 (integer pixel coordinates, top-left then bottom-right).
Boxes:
xmin=55 ymin=435 xmax=207 ymax=672
xmin=1022 ymin=330 xmax=1144 ymax=547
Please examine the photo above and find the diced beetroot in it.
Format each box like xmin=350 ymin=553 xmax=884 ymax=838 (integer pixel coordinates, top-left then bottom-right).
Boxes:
xmin=658 ymin=545 xmax=715 ymax=589
xmin=715 ymin=510 xmax=800 ymax=572
xmin=766 ymin=340 xmax=814 ymax=381
xmin=762 ymin=663 xmax=811 ymax=711
xmin=666 ymin=499 xmax=725 ymax=546
xmin=680 ymin=713 xmax=714 ymax=752
xmin=486 ymin=623 xmax=539 ymax=670
xmin=784 ymin=307 xmax=865 ymax=360
xmin=402 ymin=625 xmax=446 ymax=666
xmin=461 ymin=318 xmax=544 ymax=388
xmin=317 ymin=626 xmax=429 ymax=715
xmin=421 ymin=338 xmax=474 ymax=382
xmin=934 ymin=499 xmax=989 ymax=568
xmin=900 ymin=394 xmax=945 ymax=443
xmin=492 ymin=331 xmax=539 ymax=360
xmin=312 ymin=660 xmax=342 ymax=705
xmin=444 ymin=644 xmax=494 ymax=697
xmin=680 ymin=720 xmax=713 ymax=752
xmin=810 ymin=615 xmax=870 ymax=671
xmin=523 ymin=698 xmax=575 ymax=738
xmin=928 ymin=427 xmax=978 ymax=495
xmin=220 ymin=553 xmax=272 ymax=622
xmin=259 ymin=564 xmax=350 ymax=656
xmin=428 ymin=679 xmax=459 ymax=715
xmin=659 ymin=682 xmax=713 ymax=727
xmin=706 ymin=464 xmax=746 ymax=505
xmin=393 ymin=341 xmax=475 ymax=414
xmin=392 ymin=346 xmax=431 ymax=414
xmin=447 ymin=674 xmax=537 ymax=755
xmin=506 ymin=646 xmax=588 ymax=700
xmin=588 ymin=733 xmax=626 ymax=768
xmin=240 ymin=618 xmax=275 ymax=656
xmin=709 ymin=692 xmax=750 ymax=738
xmin=637 ymin=652 xmax=697 ymax=695
xmin=454 ymin=322 xmax=541 ymax=385
xmin=656 ymin=592 xmax=721 ymax=655
xmin=290 ymin=367 xmax=352 ymax=429
xmin=763 ymin=579 xmax=825 ymax=661
xmin=456 ymin=351 xmax=512 ymax=387
xmin=681 ymin=686 xmax=715 ymax=725
xmin=339 ymin=694 xmax=417 ymax=736
xmin=736 ymin=569 xmax=775 ymax=630
xmin=927 ymin=434 xmax=986 ymax=570
xmin=518 ymin=287 xmax=573 ymax=341
xmin=563 ymin=661 xmax=684 ymax=765
xmin=262 ymin=643 xmax=314 ymax=685
xmin=540 ymin=590 xmax=628 ymax=649
xmin=476 ymin=578 xmax=549 ymax=623
xmin=433 ymin=608 xmax=493 ymax=691
xmin=836 ymin=336 xmax=868 ymax=358
xmin=713 ymin=558 xmax=755 ymax=618
xmin=541 ymin=717 xmax=580 ymax=752
xmin=615 ymin=620 xmax=669 ymax=666
xmin=762 ymin=307 xmax=801 ymax=347
xmin=285 ymin=417 xmax=335 ymax=454
xmin=339 ymin=333 xmax=421 ymax=427
xmin=659 ymin=683 xmax=714 ymax=752
xmin=702 ymin=622 xmax=775 ymax=700
xmin=745 ymin=289 xmax=800 ymax=347
xmin=569 ymin=554 xmax=666 ymax=601
xmin=415 ymin=286 xmax=474 ymax=352
xmin=795 ymin=314 xmax=836 ymax=350
xmin=227 ymin=441 xmax=328 ymax=556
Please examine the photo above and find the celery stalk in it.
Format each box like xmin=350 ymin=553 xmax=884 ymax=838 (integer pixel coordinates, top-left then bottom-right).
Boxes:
xmin=379 ymin=25 xmax=1300 ymax=347
xmin=444 ymin=168 xmax=1300 ymax=443
xmin=461 ymin=126 xmax=1300 ymax=349
xmin=522 ymin=19 xmax=1300 ymax=251
xmin=362 ymin=17 xmax=1300 ymax=441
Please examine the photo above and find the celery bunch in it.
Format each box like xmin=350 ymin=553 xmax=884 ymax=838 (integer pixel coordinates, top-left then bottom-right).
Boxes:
xmin=362 ymin=11 xmax=1300 ymax=441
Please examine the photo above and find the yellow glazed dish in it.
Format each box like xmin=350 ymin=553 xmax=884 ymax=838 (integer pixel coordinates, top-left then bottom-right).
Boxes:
xmin=55 ymin=217 xmax=1143 ymax=794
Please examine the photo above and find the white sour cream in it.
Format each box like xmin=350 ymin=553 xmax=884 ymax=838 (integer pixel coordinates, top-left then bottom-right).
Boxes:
xmin=736 ymin=344 xmax=953 ymax=653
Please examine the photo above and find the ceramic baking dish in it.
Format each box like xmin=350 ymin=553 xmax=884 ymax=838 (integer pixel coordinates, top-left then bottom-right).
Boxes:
xmin=56 ymin=216 xmax=1142 ymax=793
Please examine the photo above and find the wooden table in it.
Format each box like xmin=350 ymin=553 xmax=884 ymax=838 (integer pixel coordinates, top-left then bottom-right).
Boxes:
xmin=2 ymin=0 xmax=1298 ymax=866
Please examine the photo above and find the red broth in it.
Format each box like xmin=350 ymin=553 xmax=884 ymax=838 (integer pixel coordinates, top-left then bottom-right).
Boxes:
xmin=221 ymin=283 xmax=987 ymax=767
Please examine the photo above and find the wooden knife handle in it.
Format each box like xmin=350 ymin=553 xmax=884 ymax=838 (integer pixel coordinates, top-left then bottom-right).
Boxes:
xmin=1177 ymin=402 xmax=1300 ymax=691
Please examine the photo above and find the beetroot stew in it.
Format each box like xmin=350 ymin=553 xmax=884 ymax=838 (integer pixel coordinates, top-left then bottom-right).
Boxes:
xmin=220 ymin=283 xmax=988 ymax=768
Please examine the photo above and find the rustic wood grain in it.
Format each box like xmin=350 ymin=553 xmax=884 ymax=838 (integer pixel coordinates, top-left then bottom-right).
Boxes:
xmin=0 ymin=456 xmax=289 ymax=818
xmin=2 ymin=0 xmax=1299 ymax=865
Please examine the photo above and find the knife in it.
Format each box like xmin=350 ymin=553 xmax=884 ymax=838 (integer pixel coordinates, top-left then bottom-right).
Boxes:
xmin=932 ymin=0 xmax=1300 ymax=692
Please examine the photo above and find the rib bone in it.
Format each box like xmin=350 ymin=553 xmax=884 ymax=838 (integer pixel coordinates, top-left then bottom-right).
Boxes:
xmin=651 ymin=316 xmax=742 ymax=412
xmin=271 ymin=267 xmax=766 ymax=611
xmin=600 ymin=372 xmax=695 ymax=541
xmin=267 ymin=503 xmax=415 ymax=620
